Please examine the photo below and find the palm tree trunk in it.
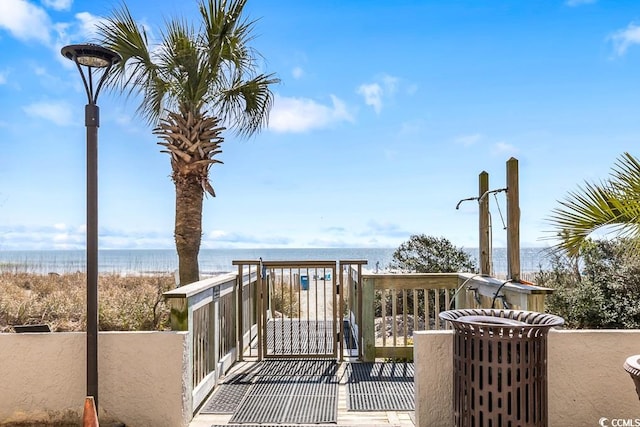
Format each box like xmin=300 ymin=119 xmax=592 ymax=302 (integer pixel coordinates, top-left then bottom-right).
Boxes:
xmin=174 ymin=174 xmax=203 ymax=286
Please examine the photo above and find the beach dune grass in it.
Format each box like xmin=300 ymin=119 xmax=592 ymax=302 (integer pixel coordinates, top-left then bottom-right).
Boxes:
xmin=0 ymin=272 xmax=173 ymax=332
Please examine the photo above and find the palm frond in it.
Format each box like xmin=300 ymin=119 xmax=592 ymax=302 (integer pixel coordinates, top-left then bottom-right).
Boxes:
xmin=199 ymin=0 xmax=256 ymax=73
xmin=216 ymin=73 xmax=279 ymax=137
xmin=96 ymin=3 xmax=165 ymax=123
xmin=155 ymin=17 xmax=212 ymax=114
xmin=547 ymin=152 xmax=640 ymax=257
xmin=98 ymin=0 xmax=278 ymax=137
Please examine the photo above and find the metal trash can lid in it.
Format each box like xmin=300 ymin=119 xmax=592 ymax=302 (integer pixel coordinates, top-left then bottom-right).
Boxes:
xmin=439 ymin=309 xmax=564 ymax=328
xmin=455 ymin=315 xmax=529 ymax=327
xmin=624 ymin=355 xmax=640 ymax=377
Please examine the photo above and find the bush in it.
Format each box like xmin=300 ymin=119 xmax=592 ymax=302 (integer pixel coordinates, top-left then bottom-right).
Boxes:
xmin=389 ymin=234 xmax=476 ymax=273
xmin=536 ymin=239 xmax=640 ymax=328
xmin=0 ymin=272 xmax=173 ymax=332
xmin=378 ymin=235 xmax=477 ymax=317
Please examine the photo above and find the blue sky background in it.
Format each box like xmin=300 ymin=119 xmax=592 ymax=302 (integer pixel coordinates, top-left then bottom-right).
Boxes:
xmin=1 ymin=0 xmax=640 ymax=251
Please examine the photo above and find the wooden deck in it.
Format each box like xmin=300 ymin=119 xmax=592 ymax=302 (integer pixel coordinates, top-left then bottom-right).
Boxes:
xmin=188 ymin=358 xmax=416 ymax=427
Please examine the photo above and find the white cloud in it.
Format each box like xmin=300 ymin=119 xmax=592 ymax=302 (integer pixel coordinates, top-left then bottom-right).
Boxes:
xmin=566 ymin=0 xmax=596 ymax=6
xmin=23 ymin=100 xmax=74 ymax=126
xmin=398 ymin=119 xmax=424 ymax=136
xmin=381 ymin=74 xmax=399 ymax=95
xmin=0 ymin=0 xmax=51 ymax=44
xmin=357 ymin=73 xmax=402 ymax=114
xmin=492 ymin=141 xmax=518 ymax=156
xmin=268 ymin=94 xmax=354 ymax=133
xmin=0 ymin=71 xmax=7 ymax=85
xmin=455 ymin=133 xmax=483 ymax=146
xmin=74 ymin=11 xmax=103 ymax=39
xmin=42 ymin=0 xmax=72 ymax=11
xmin=610 ymin=23 xmax=640 ymax=56
xmin=292 ymin=66 xmax=304 ymax=79
xmin=357 ymin=83 xmax=383 ymax=114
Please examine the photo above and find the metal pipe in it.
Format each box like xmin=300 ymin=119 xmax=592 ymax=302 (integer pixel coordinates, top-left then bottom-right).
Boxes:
xmin=85 ymin=103 xmax=99 ymax=406
xmin=455 ymin=196 xmax=478 ymax=210
xmin=478 ymin=187 xmax=508 ymax=204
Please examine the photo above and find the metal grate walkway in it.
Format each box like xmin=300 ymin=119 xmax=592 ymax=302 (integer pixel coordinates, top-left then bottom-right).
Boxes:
xmin=193 ymin=360 xmax=416 ymax=427
xmin=346 ymin=362 xmax=415 ymax=411
xmin=202 ymin=360 xmax=338 ymax=424
xmin=255 ymin=319 xmax=336 ymax=356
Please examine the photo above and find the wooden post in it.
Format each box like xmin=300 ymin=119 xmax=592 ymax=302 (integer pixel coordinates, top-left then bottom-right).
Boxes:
xmin=506 ymin=157 xmax=520 ymax=282
xmin=237 ymin=264 xmax=244 ymax=362
xmin=361 ymin=276 xmax=375 ymax=362
xmin=479 ymin=171 xmax=491 ymax=276
xmin=526 ymin=294 xmax=546 ymax=313
xmin=357 ymin=263 xmax=363 ymax=360
xmin=257 ymin=265 xmax=264 ymax=361
xmin=167 ymin=297 xmax=188 ymax=331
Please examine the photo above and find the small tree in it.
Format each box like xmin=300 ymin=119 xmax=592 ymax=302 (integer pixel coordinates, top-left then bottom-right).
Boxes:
xmin=379 ymin=235 xmax=477 ymax=318
xmin=389 ymin=234 xmax=476 ymax=273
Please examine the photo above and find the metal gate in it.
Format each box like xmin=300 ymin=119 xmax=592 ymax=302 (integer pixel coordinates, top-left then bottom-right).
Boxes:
xmin=258 ymin=261 xmax=339 ymax=359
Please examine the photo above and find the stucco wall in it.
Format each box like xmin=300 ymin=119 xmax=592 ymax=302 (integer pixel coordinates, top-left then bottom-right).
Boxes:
xmin=415 ymin=329 xmax=640 ymax=427
xmin=0 ymin=331 xmax=190 ymax=427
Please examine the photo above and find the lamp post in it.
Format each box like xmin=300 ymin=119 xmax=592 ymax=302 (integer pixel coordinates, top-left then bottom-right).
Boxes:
xmin=61 ymin=44 xmax=121 ymax=410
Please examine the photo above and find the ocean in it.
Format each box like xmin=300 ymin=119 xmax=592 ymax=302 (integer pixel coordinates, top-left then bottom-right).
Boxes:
xmin=0 ymin=247 xmax=552 ymax=275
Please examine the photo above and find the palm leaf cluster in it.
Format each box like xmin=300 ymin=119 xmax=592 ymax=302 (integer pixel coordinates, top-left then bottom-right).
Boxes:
xmin=548 ymin=152 xmax=640 ymax=257
xmin=98 ymin=0 xmax=278 ymax=189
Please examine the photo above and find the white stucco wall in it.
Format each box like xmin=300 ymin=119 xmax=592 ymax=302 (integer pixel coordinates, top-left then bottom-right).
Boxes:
xmin=414 ymin=330 xmax=452 ymax=427
xmin=0 ymin=331 xmax=190 ymax=427
xmin=548 ymin=330 xmax=640 ymax=426
xmin=415 ymin=329 xmax=640 ymax=427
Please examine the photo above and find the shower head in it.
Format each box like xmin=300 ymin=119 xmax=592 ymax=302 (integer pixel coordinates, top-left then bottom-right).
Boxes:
xmin=456 ymin=196 xmax=478 ymax=210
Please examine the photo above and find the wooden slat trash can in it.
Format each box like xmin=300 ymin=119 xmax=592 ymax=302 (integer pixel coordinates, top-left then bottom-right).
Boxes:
xmin=624 ymin=355 xmax=640 ymax=401
xmin=439 ymin=309 xmax=564 ymax=427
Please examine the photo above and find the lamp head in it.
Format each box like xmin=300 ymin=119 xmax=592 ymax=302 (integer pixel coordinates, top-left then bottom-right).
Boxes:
xmin=61 ymin=44 xmax=122 ymax=68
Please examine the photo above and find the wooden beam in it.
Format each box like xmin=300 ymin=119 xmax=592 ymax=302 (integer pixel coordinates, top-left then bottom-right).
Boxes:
xmin=506 ymin=157 xmax=521 ymax=281
xmin=361 ymin=277 xmax=376 ymax=362
xmin=362 ymin=273 xmax=460 ymax=290
xmin=479 ymin=171 xmax=491 ymax=275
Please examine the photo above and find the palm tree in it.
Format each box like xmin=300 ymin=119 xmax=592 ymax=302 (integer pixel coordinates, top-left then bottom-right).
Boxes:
xmin=97 ymin=0 xmax=279 ymax=285
xmin=547 ymin=152 xmax=640 ymax=257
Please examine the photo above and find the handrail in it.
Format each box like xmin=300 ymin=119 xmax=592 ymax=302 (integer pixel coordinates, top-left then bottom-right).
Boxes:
xmin=163 ymin=273 xmax=237 ymax=300
xmin=163 ymin=270 xmax=258 ymax=414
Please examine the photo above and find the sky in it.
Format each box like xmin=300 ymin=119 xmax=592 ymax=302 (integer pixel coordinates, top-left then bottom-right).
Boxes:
xmin=1 ymin=0 xmax=640 ymax=251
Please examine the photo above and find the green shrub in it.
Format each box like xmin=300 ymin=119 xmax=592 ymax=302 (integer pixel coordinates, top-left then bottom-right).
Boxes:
xmin=379 ymin=235 xmax=475 ymax=317
xmin=536 ymin=239 xmax=640 ymax=328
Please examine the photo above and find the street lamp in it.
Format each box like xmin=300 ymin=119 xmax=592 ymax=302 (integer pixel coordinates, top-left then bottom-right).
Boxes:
xmin=61 ymin=44 xmax=121 ymax=410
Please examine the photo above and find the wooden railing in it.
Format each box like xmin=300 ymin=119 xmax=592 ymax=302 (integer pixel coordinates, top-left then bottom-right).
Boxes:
xmin=163 ymin=270 xmax=257 ymax=413
xmin=163 ymin=262 xmax=553 ymax=412
xmin=358 ymin=272 xmax=553 ymax=361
